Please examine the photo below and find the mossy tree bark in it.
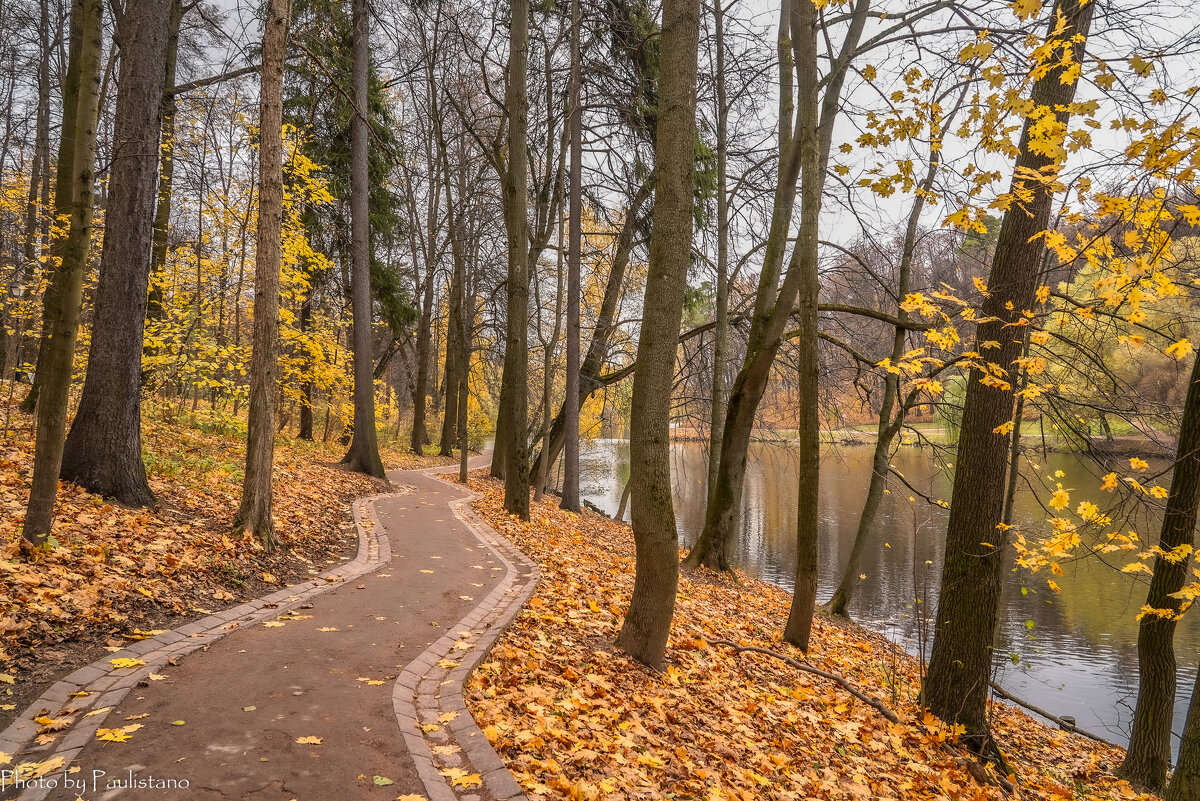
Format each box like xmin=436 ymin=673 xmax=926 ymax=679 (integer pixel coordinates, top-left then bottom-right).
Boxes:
xmin=615 ymin=0 xmax=699 ymax=668
xmin=22 ymin=0 xmax=103 ymax=546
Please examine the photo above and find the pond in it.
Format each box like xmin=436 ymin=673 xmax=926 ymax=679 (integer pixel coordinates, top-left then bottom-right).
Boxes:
xmin=574 ymin=437 xmax=1197 ymax=753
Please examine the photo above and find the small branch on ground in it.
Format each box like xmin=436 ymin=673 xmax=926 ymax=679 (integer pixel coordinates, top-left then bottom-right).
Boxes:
xmin=710 ymin=637 xmax=1019 ymax=796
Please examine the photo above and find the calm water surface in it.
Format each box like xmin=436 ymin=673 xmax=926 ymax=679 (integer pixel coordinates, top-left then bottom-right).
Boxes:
xmin=575 ymin=438 xmax=1198 ymax=750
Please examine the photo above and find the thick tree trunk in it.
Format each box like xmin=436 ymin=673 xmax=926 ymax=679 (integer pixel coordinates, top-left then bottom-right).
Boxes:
xmin=60 ymin=0 xmax=173 ymax=507
xmin=232 ymin=0 xmax=291 ymax=549
xmin=614 ymin=0 xmax=699 ymax=668
xmin=923 ymin=0 xmax=1093 ymax=751
xmin=782 ymin=0 xmax=821 ymax=651
xmin=499 ymin=0 xmax=531 ymax=518
xmin=1121 ymin=348 xmax=1200 ymax=791
xmin=560 ymin=0 xmax=583 ymax=513
xmin=340 ymin=0 xmax=387 ymax=480
xmin=22 ymin=0 xmax=103 ymax=546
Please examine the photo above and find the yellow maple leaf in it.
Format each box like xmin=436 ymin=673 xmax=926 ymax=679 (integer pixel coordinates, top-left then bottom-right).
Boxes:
xmin=109 ymin=658 xmax=146 ymax=669
xmin=295 ymin=736 xmax=323 ymax=745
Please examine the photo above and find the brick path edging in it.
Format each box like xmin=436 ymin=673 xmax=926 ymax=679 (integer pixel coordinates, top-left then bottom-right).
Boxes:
xmin=391 ymin=467 xmax=540 ymax=801
xmin=0 ymin=488 xmax=401 ymax=800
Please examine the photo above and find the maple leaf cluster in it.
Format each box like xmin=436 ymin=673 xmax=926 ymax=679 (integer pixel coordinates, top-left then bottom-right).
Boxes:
xmin=466 ymin=475 xmax=1153 ymax=801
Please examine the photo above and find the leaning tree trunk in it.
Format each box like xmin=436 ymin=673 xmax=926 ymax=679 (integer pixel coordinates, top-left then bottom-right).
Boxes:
xmin=20 ymin=0 xmax=87 ymax=416
xmin=1120 ymin=348 xmax=1200 ymax=791
xmin=21 ymin=0 xmax=102 ymax=547
xmin=499 ymin=0 xmax=531 ymax=518
xmin=782 ymin=0 xmax=822 ymax=651
xmin=232 ymin=0 xmax=290 ymax=549
xmin=340 ymin=0 xmax=386 ymax=479
xmin=614 ymin=0 xmax=699 ymax=668
xmin=705 ymin=0 xmax=730 ymax=511
xmin=529 ymin=179 xmax=649 ymax=482
xmin=828 ymin=142 xmax=940 ymax=617
xmin=59 ymin=0 xmax=174 ymax=507
xmin=923 ymin=0 xmax=1094 ymax=753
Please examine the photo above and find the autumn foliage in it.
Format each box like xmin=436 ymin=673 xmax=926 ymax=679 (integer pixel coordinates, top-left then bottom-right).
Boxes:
xmin=467 ymin=475 xmax=1152 ymax=801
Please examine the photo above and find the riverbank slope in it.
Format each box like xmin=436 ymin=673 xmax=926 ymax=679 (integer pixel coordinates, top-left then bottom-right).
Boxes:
xmin=466 ymin=474 xmax=1153 ymax=801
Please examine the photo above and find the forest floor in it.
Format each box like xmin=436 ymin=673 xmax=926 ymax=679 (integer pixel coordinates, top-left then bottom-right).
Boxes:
xmin=464 ymin=473 xmax=1156 ymax=801
xmin=0 ymin=399 xmax=453 ymax=727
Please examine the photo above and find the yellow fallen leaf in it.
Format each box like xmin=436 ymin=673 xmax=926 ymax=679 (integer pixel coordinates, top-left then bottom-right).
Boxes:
xmin=0 ymin=673 xmax=13 ymax=684
xmin=262 ymin=621 xmax=286 ymax=628
xmin=419 ymin=569 xmax=435 ymax=574
xmin=317 ymin=627 xmax=339 ymax=632
xmin=84 ymin=706 xmax=112 ymax=718
xmin=437 ymin=711 xmax=459 ymax=723
xmin=295 ymin=736 xmax=323 ymax=745
xmin=109 ymin=658 xmax=146 ymax=669
xmin=147 ymin=673 xmax=166 ymax=681
xmin=418 ymin=723 xmax=440 ymax=733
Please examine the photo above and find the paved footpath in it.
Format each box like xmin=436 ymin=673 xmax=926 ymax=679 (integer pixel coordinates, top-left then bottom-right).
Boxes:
xmin=0 ymin=457 xmax=538 ymax=801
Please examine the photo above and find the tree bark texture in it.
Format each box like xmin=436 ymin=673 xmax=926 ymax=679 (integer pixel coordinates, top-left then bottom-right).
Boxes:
xmin=500 ymin=0 xmax=531 ymax=518
xmin=614 ymin=0 xmax=699 ymax=668
xmin=22 ymin=0 xmax=102 ymax=546
xmin=923 ymin=0 xmax=1094 ymax=748
xmin=60 ymin=0 xmax=174 ymax=507
xmin=1121 ymin=348 xmax=1200 ymax=791
xmin=232 ymin=0 xmax=291 ymax=549
xmin=560 ymin=0 xmax=583 ymax=513
xmin=340 ymin=0 xmax=387 ymax=479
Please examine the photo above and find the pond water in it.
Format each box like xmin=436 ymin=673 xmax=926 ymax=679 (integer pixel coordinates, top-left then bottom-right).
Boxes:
xmin=575 ymin=438 xmax=1198 ymax=752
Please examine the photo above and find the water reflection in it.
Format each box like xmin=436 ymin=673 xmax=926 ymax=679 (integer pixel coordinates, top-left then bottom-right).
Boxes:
xmin=577 ymin=438 xmax=1198 ymax=750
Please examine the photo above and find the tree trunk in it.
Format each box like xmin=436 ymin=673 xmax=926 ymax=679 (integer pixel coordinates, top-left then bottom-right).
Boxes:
xmin=22 ymin=0 xmax=103 ymax=546
xmin=142 ymin=0 xmax=183 ymax=356
xmin=1167 ymin=658 xmax=1200 ymax=800
xmin=782 ymin=0 xmax=821 ymax=651
xmin=560 ymin=0 xmax=583 ymax=513
xmin=21 ymin=0 xmax=88 ymax=416
xmin=499 ymin=0 xmax=531 ymax=518
xmin=60 ymin=0 xmax=173 ymax=507
xmin=923 ymin=0 xmax=1093 ymax=751
xmin=828 ymin=141 xmax=942 ymax=617
xmin=410 ymin=265 xmax=434 ymax=454
xmin=1120 ymin=348 xmax=1200 ymax=791
xmin=705 ymin=0 xmax=730 ymax=511
xmin=16 ymin=0 xmax=52 ymax=384
xmin=615 ymin=0 xmax=699 ymax=668
xmin=340 ymin=0 xmax=386 ymax=479
xmin=439 ymin=262 xmax=463 ymax=456
xmin=530 ymin=179 xmax=649 ymax=482
xmin=297 ymin=290 xmax=314 ymax=440
xmin=684 ymin=0 xmax=868 ymax=574
xmin=231 ymin=0 xmax=290 ymax=550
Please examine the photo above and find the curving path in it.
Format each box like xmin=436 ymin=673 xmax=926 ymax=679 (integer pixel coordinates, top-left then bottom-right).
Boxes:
xmin=0 ymin=457 xmax=535 ymax=801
